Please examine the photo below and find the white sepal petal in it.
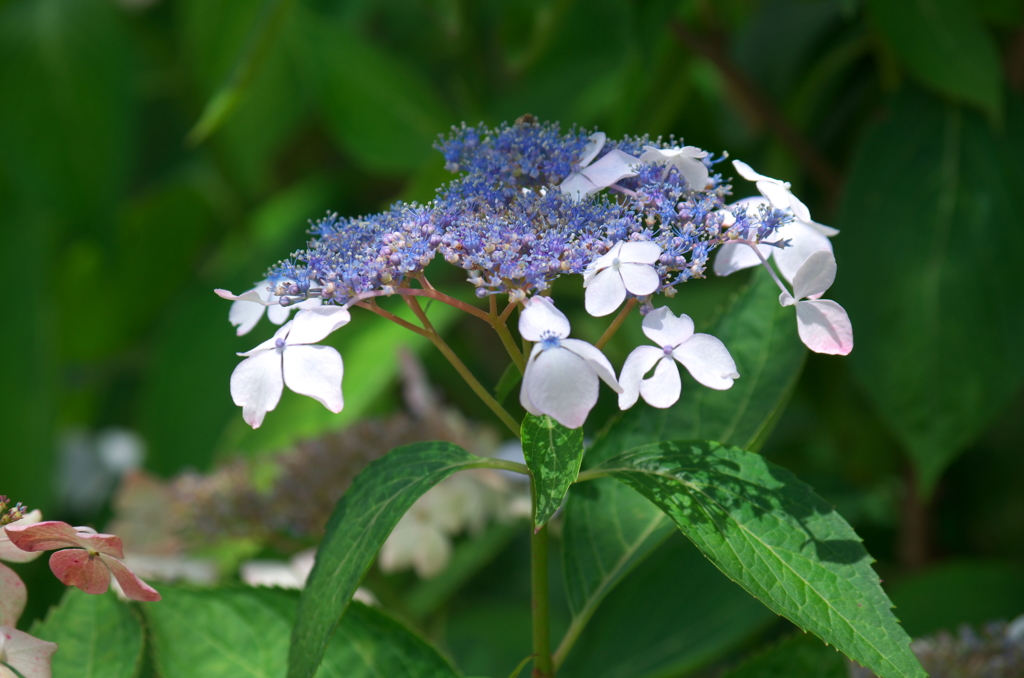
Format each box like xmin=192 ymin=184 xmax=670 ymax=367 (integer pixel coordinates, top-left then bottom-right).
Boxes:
xmin=756 ymin=179 xmax=794 ymax=213
xmin=618 ymin=241 xmax=662 ymax=265
xmin=713 ymin=242 xmax=765 ymax=277
xmin=519 ymin=346 xmax=544 ymax=416
xmin=617 ymin=345 xmax=664 ymax=410
xmin=791 ymin=249 xmax=837 ymax=300
xmin=779 ymin=291 xmax=796 ymax=307
xmin=795 ymin=300 xmax=853 ymax=355
xmin=215 ymin=288 xmax=268 ymax=304
xmin=229 ymin=299 xmax=267 ymax=336
xmin=672 ymin=333 xmax=739 ymax=390
xmin=230 ymin=349 xmax=284 ymax=429
xmin=1 ymin=563 xmax=26 ymax=626
xmin=524 ymin=348 xmax=599 ymax=430
xmin=561 ymin=339 xmax=621 ymax=392
xmin=287 ymin=306 xmax=351 ymax=345
xmin=266 ymin=304 xmax=291 ymax=325
xmin=731 ymin=159 xmax=766 ymax=182
xmin=579 ymin=149 xmax=639 ymax=191
xmin=579 ymin=132 xmax=606 ymax=167
xmin=641 ymin=306 xmax=694 ymax=348
xmin=771 ymin=221 xmax=834 ymax=284
xmin=519 ymin=297 xmax=570 ymax=341
xmin=282 ymin=345 xmax=344 ymax=413
xmin=584 ymin=268 xmax=627 ymax=317
xmin=618 ymin=263 xmax=660 ymax=296
xmin=639 ymin=357 xmax=682 ymax=409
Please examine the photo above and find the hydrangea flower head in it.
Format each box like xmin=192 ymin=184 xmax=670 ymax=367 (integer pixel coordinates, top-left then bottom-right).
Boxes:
xmin=5 ymin=521 xmax=161 ymax=602
xmin=230 ymin=306 xmax=350 ymax=428
xmin=779 ymin=250 xmax=853 ymax=355
xmin=518 ymin=297 xmax=620 ymax=429
xmin=618 ymin=307 xmax=739 ymax=409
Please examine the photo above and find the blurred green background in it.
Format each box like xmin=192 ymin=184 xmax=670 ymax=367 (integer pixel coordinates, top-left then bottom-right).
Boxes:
xmin=2 ymin=0 xmax=1023 ymax=674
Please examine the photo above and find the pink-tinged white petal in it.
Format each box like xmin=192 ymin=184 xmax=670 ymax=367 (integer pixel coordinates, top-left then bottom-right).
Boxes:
xmin=0 ymin=626 xmax=58 ymax=678
xmin=282 ymin=345 xmax=344 ymax=413
xmin=713 ymin=242 xmax=769 ymax=277
xmin=229 ymin=299 xmax=267 ymax=336
xmin=618 ymin=241 xmax=662 ymax=265
xmin=0 ymin=563 xmax=25 ymax=626
xmin=618 ymin=263 xmax=660 ymax=296
xmin=286 ymin=306 xmax=351 ymax=345
xmin=561 ymin=339 xmax=621 ymax=392
xmin=230 ymin=350 xmax=284 ymax=429
xmin=524 ymin=348 xmax=600 ymax=429
xmin=583 ymin=268 xmax=626 ymax=317
xmin=49 ymin=549 xmax=111 ymax=595
xmin=519 ymin=297 xmax=570 ymax=341
xmin=771 ymin=221 xmax=834 ymax=284
xmin=641 ymin=307 xmax=694 ymax=348
xmin=639 ymin=357 xmax=682 ymax=409
xmin=100 ymin=554 xmax=161 ymax=602
xmin=0 ymin=511 xmax=43 ymax=563
xmin=791 ymin=249 xmax=837 ymax=300
xmin=617 ymin=346 xmax=664 ymax=410
xmin=795 ymin=300 xmax=853 ymax=355
xmin=579 ymin=132 xmax=606 ymax=167
xmin=5 ymin=522 xmax=124 ymax=558
xmin=672 ymin=333 xmax=739 ymax=390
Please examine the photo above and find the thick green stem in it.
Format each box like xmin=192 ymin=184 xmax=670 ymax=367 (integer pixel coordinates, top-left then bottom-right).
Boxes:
xmin=403 ymin=297 xmax=521 ymax=437
xmin=530 ymin=479 xmax=554 ymax=678
xmin=491 ymin=311 xmax=527 ymax=374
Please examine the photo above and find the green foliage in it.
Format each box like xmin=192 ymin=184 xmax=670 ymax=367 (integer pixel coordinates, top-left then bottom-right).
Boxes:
xmin=31 ymin=590 xmax=144 ymax=678
xmin=721 ymin=632 xmax=848 ymax=678
xmin=562 ymin=267 xmax=805 ymax=641
xmin=290 ymin=442 xmax=489 ymax=678
xmin=596 ymin=440 xmax=925 ymax=678
xmin=836 ymin=89 xmax=1024 ymax=495
xmin=560 ymin=534 xmax=775 ymax=678
xmin=867 ymin=0 xmax=1003 ymax=120
xmin=521 ymin=415 xmax=584 ymax=529
xmin=146 ymin=587 xmax=459 ymax=678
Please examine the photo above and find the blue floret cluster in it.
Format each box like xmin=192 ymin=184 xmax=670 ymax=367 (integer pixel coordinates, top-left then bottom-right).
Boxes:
xmin=268 ymin=118 xmax=787 ymax=304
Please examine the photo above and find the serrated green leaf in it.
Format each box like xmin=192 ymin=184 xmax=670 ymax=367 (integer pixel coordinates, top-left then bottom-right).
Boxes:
xmin=146 ymin=586 xmax=459 ymax=678
xmin=866 ymin=0 xmax=1002 ymax=119
xmin=596 ymin=440 xmax=925 ymax=678
xmin=835 ymin=90 xmax=1024 ymax=495
xmin=289 ymin=442 xmax=490 ymax=678
xmin=561 ymin=267 xmax=805 ymax=639
xmin=31 ymin=590 xmax=143 ymax=678
xmin=560 ymin=534 xmax=775 ymax=678
xmin=521 ymin=415 xmax=584 ymax=529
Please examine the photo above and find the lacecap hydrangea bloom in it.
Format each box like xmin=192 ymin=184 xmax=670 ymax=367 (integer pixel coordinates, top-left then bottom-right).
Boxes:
xmin=218 ymin=118 xmax=852 ymax=430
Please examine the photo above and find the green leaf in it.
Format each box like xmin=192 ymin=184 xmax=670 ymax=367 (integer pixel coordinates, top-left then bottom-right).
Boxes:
xmin=521 ymin=415 xmax=584 ymax=529
xmin=560 ymin=534 xmax=775 ymax=678
xmin=596 ymin=441 xmax=925 ymax=678
xmin=31 ymin=590 xmax=143 ymax=678
xmin=146 ymin=586 xmax=459 ymax=678
xmin=289 ymin=442 xmax=489 ymax=678
xmin=866 ymin=0 xmax=1002 ymax=119
xmin=721 ymin=633 xmax=848 ymax=678
xmin=290 ymin=6 xmax=452 ymax=174
xmin=835 ymin=90 xmax=1024 ymax=495
xmin=562 ymin=267 xmax=805 ymax=636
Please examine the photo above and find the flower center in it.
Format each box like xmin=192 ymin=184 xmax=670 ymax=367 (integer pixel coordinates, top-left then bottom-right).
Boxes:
xmin=539 ymin=332 xmax=562 ymax=351
xmin=663 ymin=345 xmax=674 ymax=356
xmin=275 ymin=338 xmax=286 ymax=350
xmin=611 ymin=257 xmax=621 ymax=270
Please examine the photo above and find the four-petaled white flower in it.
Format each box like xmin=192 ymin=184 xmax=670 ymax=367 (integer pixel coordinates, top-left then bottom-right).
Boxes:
xmin=583 ymin=240 xmax=662 ymax=317
xmin=230 ymin=306 xmax=351 ymax=428
xmin=638 ymin=145 xmax=709 ymax=189
xmin=779 ymin=250 xmax=853 ymax=355
xmin=560 ymin=132 xmax=639 ymax=202
xmin=714 ymin=196 xmax=839 ymax=284
xmin=222 ymin=279 xmax=322 ymax=337
xmin=732 ymin=159 xmax=814 ymax=222
xmin=618 ymin=307 xmax=739 ymax=410
xmin=0 ymin=626 xmax=58 ymax=678
xmin=519 ymin=297 xmax=621 ymax=429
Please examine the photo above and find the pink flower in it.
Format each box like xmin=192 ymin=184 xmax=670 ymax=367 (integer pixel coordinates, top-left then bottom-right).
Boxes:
xmin=4 ymin=522 xmax=161 ymax=602
xmin=0 ymin=510 xmax=42 ymax=628
xmin=0 ymin=626 xmax=58 ymax=678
